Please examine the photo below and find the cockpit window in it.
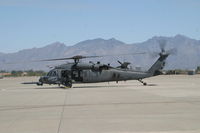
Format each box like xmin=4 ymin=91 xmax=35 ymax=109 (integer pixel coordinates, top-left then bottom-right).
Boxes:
xmin=47 ymin=70 xmax=57 ymax=76
xmin=47 ymin=71 xmax=51 ymax=76
xmin=52 ymin=71 xmax=56 ymax=76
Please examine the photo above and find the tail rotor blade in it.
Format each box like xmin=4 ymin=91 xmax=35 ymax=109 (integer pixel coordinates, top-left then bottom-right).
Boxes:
xmin=149 ymin=52 xmax=159 ymax=58
xmin=158 ymin=39 xmax=167 ymax=52
xmin=166 ymin=48 xmax=177 ymax=55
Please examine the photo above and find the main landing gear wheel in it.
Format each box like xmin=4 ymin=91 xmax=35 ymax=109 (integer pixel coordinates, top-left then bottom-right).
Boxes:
xmin=63 ymin=81 xmax=72 ymax=89
xmin=37 ymin=82 xmax=43 ymax=86
xmin=138 ymin=79 xmax=147 ymax=86
xmin=143 ymin=82 xmax=147 ymax=86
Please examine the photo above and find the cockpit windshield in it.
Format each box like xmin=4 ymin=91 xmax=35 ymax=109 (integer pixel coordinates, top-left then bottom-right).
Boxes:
xmin=47 ymin=69 xmax=57 ymax=76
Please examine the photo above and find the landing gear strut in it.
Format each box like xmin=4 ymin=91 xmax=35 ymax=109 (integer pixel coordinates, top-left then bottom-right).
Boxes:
xmin=63 ymin=80 xmax=72 ymax=88
xmin=138 ymin=79 xmax=147 ymax=86
xmin=61 ymin=70 xmax=72 ymax=88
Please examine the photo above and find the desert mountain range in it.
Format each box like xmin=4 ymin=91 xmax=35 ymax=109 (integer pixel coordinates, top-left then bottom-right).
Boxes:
xmin=0 ymin=34 xmax=200 ymax=71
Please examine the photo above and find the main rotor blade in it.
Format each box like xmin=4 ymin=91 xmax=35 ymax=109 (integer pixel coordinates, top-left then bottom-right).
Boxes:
xmin=101 ymin=52 xmax=147 ymax=57
xmin=2 ymin=52 xmax=147 ymax=64
xmin=31 ymin=53 xmax=146 ymax=62
xmin=37 ymin=55 xmax=101 ymax=62
xmin=3 ymin=60 xmax=41 ymax=64
xmin=117 ymin=60 xmax=122 ymax=65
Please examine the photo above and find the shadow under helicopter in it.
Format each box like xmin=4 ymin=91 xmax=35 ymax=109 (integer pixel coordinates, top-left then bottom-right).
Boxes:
xmin=34 ymin=83 xmax=157 ymax=89
xmin=34 ymin=86 xmax=66 ymax=89
xmin=73 ymin=84 xmax=157 ymax=88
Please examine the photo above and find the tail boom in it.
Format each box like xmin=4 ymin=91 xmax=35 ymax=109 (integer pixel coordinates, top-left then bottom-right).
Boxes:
xmin=148 ymin=54 xmax=169 ymax=76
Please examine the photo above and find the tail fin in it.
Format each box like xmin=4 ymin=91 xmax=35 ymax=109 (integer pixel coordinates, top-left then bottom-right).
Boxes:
xmin=148 ymin=53 xmax=169 ymax=76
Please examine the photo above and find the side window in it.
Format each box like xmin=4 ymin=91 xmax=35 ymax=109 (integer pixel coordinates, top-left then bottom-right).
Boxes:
xmin=47 ymin=71 xmax=52 ymax=76
xmin=52 ymin=71 xmax=56 ymax=76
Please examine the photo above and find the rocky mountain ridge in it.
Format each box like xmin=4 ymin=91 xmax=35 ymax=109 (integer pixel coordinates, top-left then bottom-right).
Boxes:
xmin=0 ymin=35 xmax=200 ymax=71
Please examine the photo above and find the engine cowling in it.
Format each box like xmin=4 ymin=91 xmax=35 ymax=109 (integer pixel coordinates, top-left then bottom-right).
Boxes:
xmin=92 ymin=64 xmax=109 ymax=72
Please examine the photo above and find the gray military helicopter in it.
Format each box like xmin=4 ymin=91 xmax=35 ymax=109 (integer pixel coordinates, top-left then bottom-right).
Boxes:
xmin=23 ymin=41 xmax=175 ymax=88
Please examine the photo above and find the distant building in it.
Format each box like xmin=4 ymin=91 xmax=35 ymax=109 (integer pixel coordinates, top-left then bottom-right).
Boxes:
xmin=21 ymin=72 xmax=28 ymax=76
xmin=0 ymin=74 xmax=3 ymax=79
xmin=196 ymin=66 xmax=200 ymax=74
xmin=188 ymin=69 xmax=196 ymax=75
xmin=0 ymin=73 xmax=12 ymax=76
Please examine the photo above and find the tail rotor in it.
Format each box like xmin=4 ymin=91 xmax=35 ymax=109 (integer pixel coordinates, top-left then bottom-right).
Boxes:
xmin=150 ymin=39 xmax=177 ymax=58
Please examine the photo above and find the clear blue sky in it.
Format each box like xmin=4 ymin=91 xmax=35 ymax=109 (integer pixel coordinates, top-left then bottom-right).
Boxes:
xmin=0 ymin=0 xmax=200 ymax=53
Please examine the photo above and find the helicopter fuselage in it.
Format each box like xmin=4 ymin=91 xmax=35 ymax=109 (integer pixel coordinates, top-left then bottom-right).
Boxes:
xmin=38 ymin=51 xmax=168 ymax=88
xmin=39 ymin=65 xmax=153 ymax=87
xmin=81 ymin=69 xmax=151 ymax=83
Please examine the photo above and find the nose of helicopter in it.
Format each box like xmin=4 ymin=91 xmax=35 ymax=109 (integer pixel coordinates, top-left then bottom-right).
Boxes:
xmin=35 ymin=76 xmax=45 ymax=86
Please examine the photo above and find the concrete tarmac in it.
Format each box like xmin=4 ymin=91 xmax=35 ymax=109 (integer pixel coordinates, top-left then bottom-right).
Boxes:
xmin=0 ymin=75 xmax=200 ymax=133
